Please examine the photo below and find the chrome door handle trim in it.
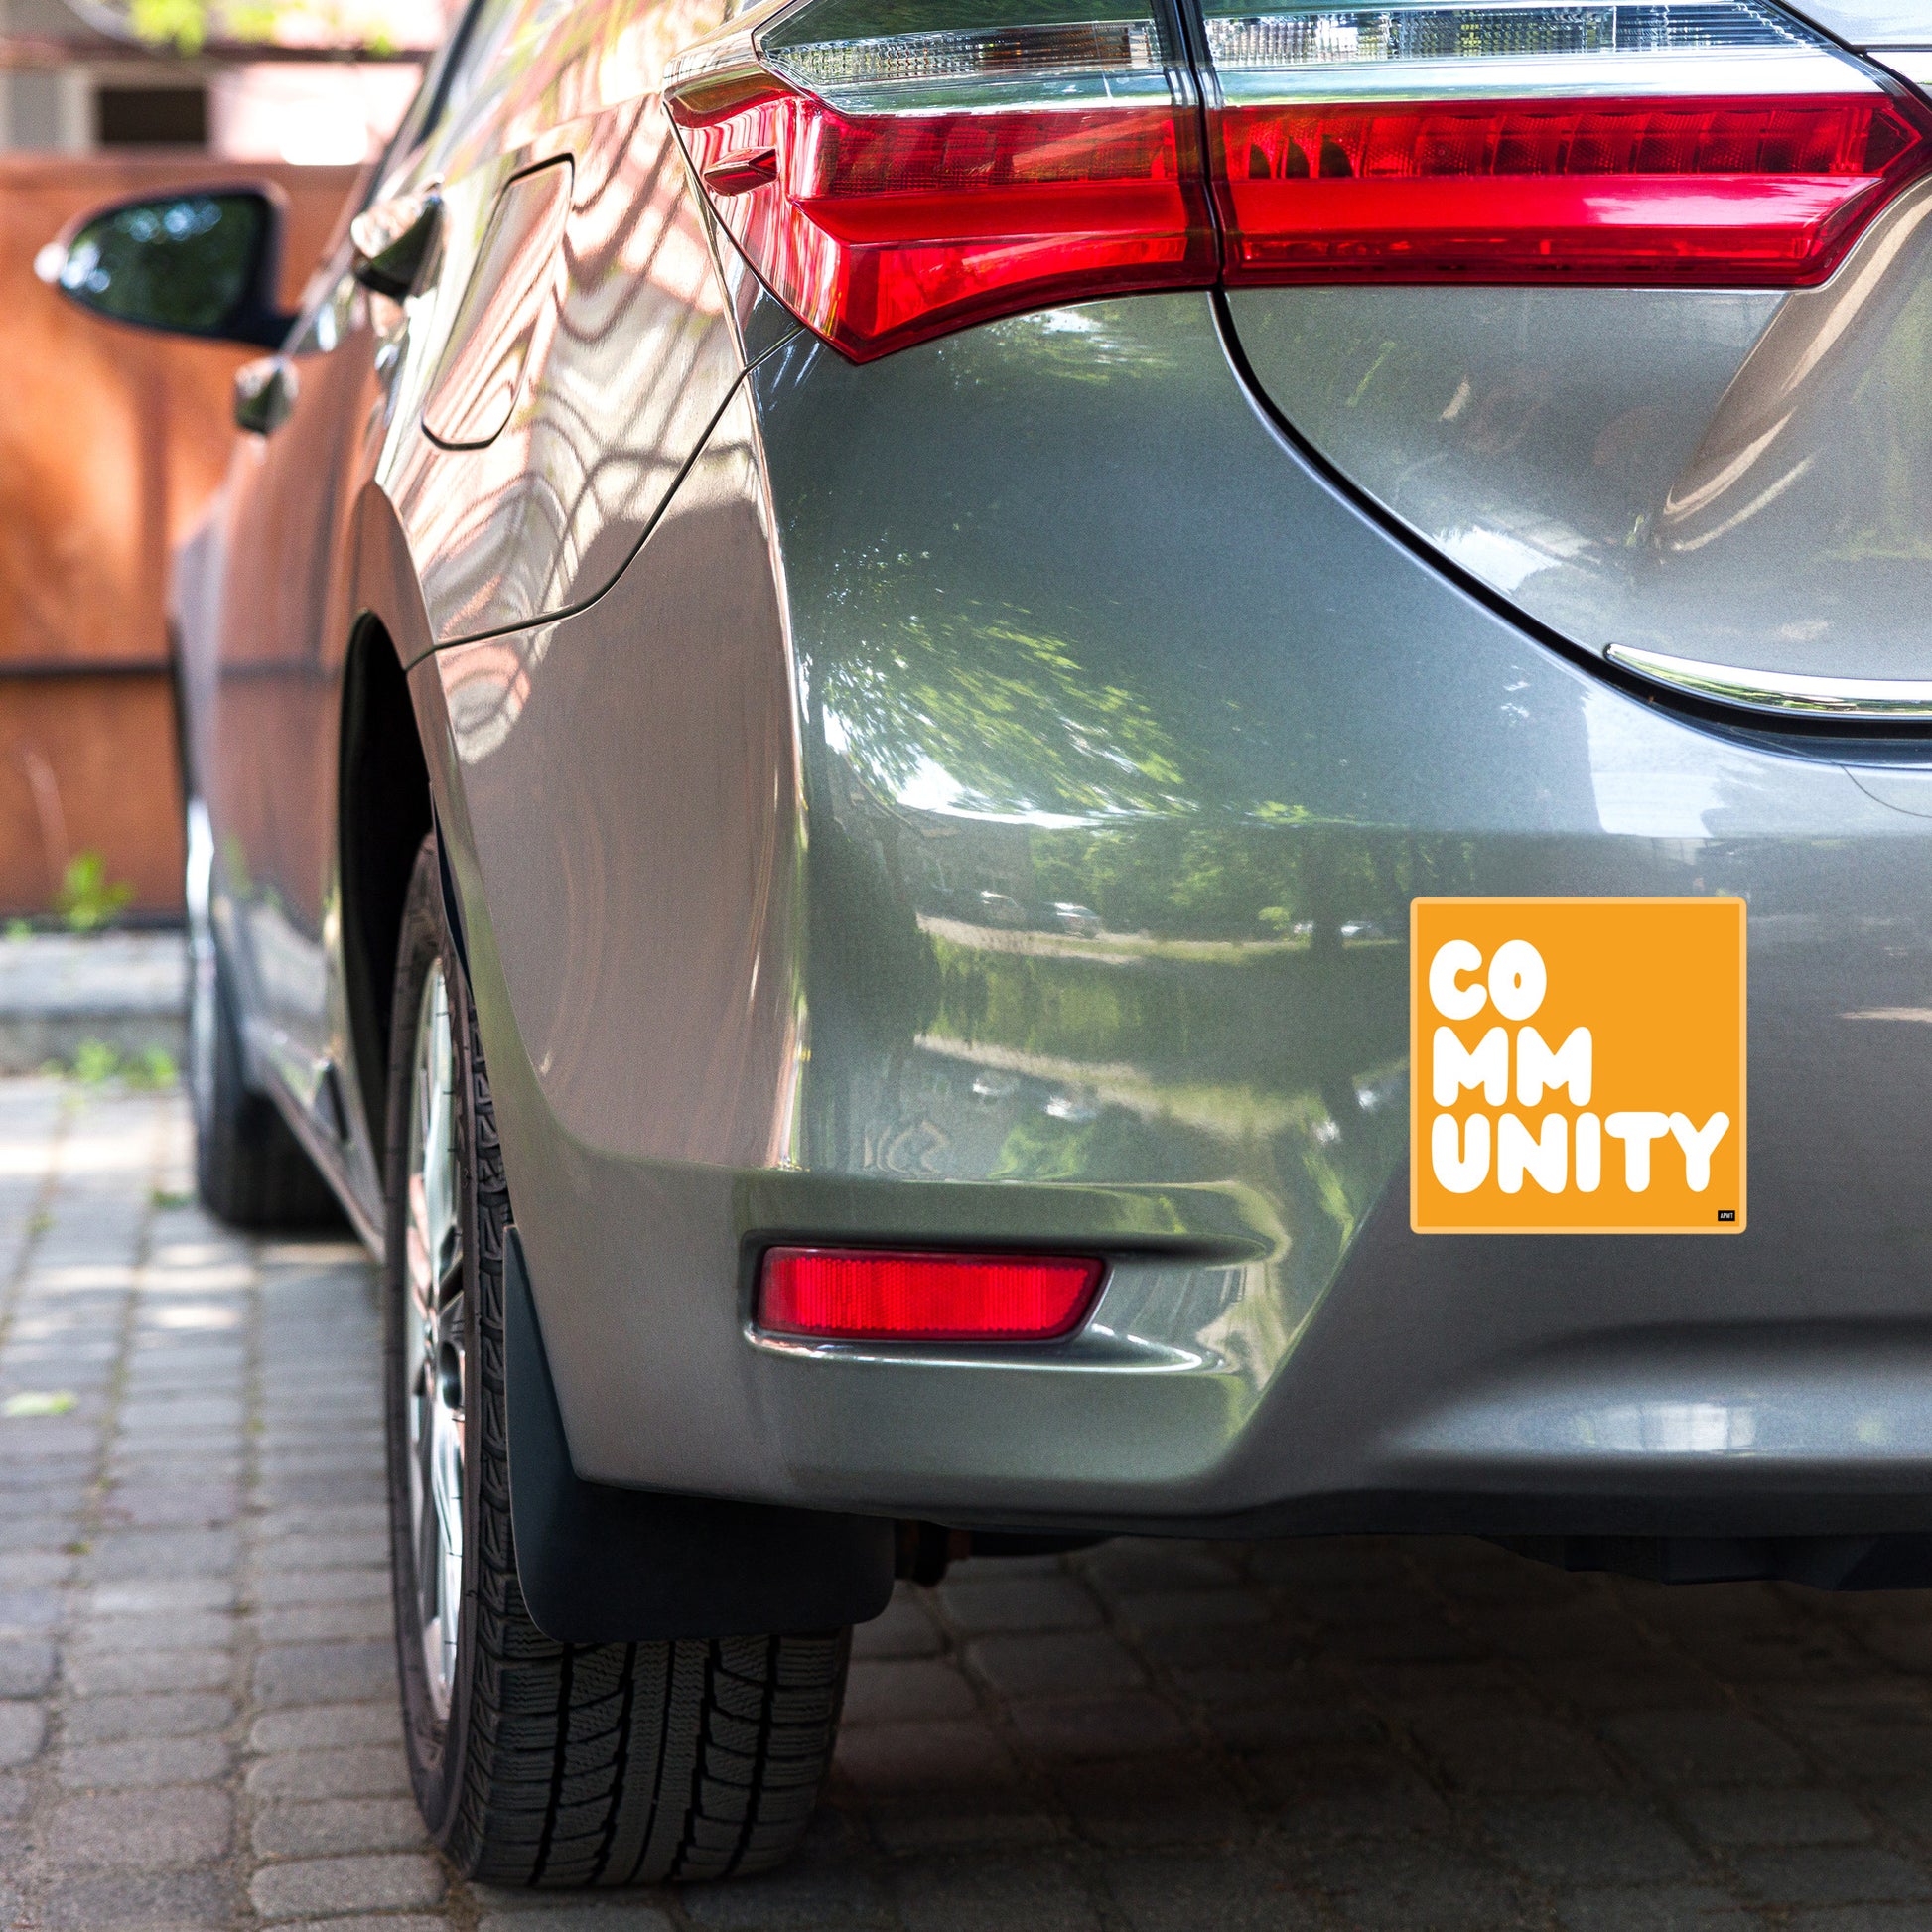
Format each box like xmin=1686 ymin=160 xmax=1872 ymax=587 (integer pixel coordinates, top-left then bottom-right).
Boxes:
xmin=1607 ymin=642 xmax=1932 ymax=719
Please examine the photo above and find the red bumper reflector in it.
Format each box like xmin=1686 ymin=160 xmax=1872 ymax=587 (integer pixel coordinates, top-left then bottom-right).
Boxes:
xmin=1214 ymin=94 xmax=1930 ymax=284
xmin=758 ymin=1247 xmax=1104 ymax=1341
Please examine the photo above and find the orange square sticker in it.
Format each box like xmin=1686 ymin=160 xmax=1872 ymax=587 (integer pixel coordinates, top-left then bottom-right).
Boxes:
xmin=1411 ymin=897 xmax=1745 ymax=1235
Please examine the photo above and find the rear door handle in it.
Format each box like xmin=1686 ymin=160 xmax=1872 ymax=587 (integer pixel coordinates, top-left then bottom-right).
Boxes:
xmin=350 ymin=189 xmax=442 ymax=301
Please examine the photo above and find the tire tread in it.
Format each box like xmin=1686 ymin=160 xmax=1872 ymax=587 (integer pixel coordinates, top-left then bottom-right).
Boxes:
xmin=384 ymin=839 xmax=846 ymax=1890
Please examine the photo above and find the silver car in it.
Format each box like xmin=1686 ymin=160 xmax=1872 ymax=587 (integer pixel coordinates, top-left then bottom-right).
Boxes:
xmin=39 ymin=0 xmax=1932 ymax=1885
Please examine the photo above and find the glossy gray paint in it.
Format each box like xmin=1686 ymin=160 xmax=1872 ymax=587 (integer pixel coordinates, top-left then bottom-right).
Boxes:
xmin=389 ymin=93 xmax=758 ymax=642
xmin=423 ymin=290 xmax=1932 ymax=1532
xmin=1225 ymin=172 xmax=1932 ymax=692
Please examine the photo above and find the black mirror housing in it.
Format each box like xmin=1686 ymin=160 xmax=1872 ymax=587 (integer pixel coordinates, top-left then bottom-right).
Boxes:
xmin=38 ymin=186 xmax=296 ymax=348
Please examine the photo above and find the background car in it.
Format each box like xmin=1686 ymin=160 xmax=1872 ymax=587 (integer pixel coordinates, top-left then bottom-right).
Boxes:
xmin=40 ymin=0 xmax=1932 ymax=1889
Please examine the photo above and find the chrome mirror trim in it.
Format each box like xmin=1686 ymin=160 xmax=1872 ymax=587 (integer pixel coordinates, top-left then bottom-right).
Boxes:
xmin=1607 ymin=642 xmax=1932 ymax=719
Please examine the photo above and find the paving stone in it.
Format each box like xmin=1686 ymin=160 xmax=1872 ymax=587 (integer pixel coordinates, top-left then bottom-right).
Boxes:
xmin=252 ymin=1640 xmax=394 ymax=1707
xmin=1733 ymin=1846 xmax=1932 ymax=1905
xmin=1006 ymin=1693 xmax=1191 ymax=1759
xmin=834 ymin=1719 xmax=1018 ymax=1795
xmin=1109 ymin=1589 xmax=1270 ymax=1632
xmin=46 ymin=1785 xmax=233 ymax=1868
xmin=255 ymin=1533 xmax=390 ymax=1572
xmin=255 ymin=1599 xmax=392 ymax=1646
xmin=891 ymin=1851 xmax=1100 ymax=1932
xmin=1260 ymin=1743 xmax=1453 ymax=1839
xmin=967 ymin=1631 xmax=1145 ymax=1700
xmin=251 ymin=1568 xmax=390 ymax=1607
xmin=1056 ymin=1754 xmax=1254 ymax=1850
xmin=1604 ymin=1710 xmax=1809 ymax=1787
xmin=935 ymin=1575 xmax=1101 ymax=1634
xmin=1682 ymin=1786 xmax=1877 ymax=1847
xmin=1411 ymin=1703 xmax=1621 ymax=1793
xmin=1785 ymin=1909 xmax=1932 ymax=1931
xmin=683 ymin=1855 xmax=894 ymax=1926
xmin=248 ymin=1703 xmax=403 ymax=1752
xmin=1104 ymin=1852 xmax=1322 ymax=1930
xmin=88 ymin=1580 xmax=235 ymax=1616
xmin=41 ymin=1867 xmax=231 ymax=1930
xmin=0 ymin=1637 xmax=54 ymax=1695
xmin=57 ymin=1735 xmax=234 ymax=1788
xmin=250 ymin=1796 xmax=427 ymax=1857
xmin=0 ymin=1698 xmax=47 ymax=1766
xmin=866 ymin=1798 xmax=1061 ymax=1856
xmin=65 ymin=1645 xmax=233 ymax=1697
xmin=1555 ymin=1884 xmax=1754 ymax=1930
xmin=87 ymin=1529 xmax=240 ymax=1580
xmin=843 ymin=1660 xmax=978 ymax=1727
xmin=63 ymin=1691 xmax=233 ymax=1743
xmin=248 ymin=1853 xmax=445 ymax=1919
xmin=477 ymin=1909 xmax=678 ymax=1932
xmin=76 ymin=1610 xmax=236 ymax=1651
xmin=269 ymin=1921 xmax=447 ymax=1932
xmin=1483 ymin=1795 xmax=1706 ymax=1885
xmin=1308 ymin=1837 xmax=1538 ymax=1930
xmin=245 ymin=1744 xmax=412 ymax=1800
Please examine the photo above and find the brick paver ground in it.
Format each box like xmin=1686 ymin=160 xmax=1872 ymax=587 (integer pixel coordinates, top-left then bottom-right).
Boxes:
xmin=10 ymin=1081 xmax=1932 ymax=1929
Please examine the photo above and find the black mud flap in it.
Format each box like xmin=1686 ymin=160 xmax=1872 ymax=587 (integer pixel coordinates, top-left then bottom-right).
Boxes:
xmin=504 ymin=1226 xmax=895 ymax=1642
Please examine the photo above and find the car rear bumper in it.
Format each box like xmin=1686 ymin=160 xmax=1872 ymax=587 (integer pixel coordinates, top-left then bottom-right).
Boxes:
xmin=419 ymin=289 xmax=1932 ymax=1539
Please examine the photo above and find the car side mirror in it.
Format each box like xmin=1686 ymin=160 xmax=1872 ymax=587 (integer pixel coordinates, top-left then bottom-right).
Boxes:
xmin=233 ymin=355 xmax=297 ymax=435
xmin=36 ymin=187 xmax=294 ymax=348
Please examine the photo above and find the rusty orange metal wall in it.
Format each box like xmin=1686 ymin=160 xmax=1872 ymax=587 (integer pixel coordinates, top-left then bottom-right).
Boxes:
xmin=0 ymin=155 xmax=359 ymax=917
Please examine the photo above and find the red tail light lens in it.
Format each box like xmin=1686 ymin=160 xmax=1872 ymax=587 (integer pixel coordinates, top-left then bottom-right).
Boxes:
xmin=758 ymin=1246 xmax=1104 ymax=1341
xmin=667 ymin=13 xmax=1215 ymax=360
xmin=1197 ymin=0 xmax=1932 ymax=287
xmin=1215 ymin=93 xmax=1929 ymax=282
xmin=668 ymin=0 xmax=1932 ymax=359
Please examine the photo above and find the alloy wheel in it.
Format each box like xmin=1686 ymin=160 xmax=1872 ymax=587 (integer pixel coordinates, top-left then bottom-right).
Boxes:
xmin=404 ymin=959 xmax=465 ymax=1721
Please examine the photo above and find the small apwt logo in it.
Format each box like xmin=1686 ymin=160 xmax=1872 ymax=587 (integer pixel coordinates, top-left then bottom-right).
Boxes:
xmin=1410 ymin=897 xmax=1746 ymax=1235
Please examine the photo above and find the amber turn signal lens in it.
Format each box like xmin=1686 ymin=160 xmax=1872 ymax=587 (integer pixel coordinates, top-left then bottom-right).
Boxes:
xmin=758 ymin=1247 xmax=1104 ymax=1342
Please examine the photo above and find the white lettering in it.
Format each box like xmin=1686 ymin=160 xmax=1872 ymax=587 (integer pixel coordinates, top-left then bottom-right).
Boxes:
xmin=1516 ymin=1025 xmax=1592 ymax=1107
xmin=1432 ymin=1112 xmax=1490 ymax=1192
xmin=1429 ymin=939 xmax=1486 ymax=1021
xmin=1497 ymin=1111 xmax=1566 ymax=1194
xmin=1488 ymin=939 xmax=1547 ymax=1022
xmin=1669 ymin=1111 xmax=1729 ymax=1192
xmin=1605 ymin=1111 xmax=1672 ymax=1191
xmin=1575 ymin=1111 xmax=1601 ymax=1192
xmin=1433 ymin=1025 xmax=1508 ymax=1107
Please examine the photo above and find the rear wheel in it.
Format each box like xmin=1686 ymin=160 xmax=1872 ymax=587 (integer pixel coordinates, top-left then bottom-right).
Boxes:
xmin=187 ymin=799 xmax=340 ymax=1229
xmin=382 ymin=834 xmax=851 ymax=1884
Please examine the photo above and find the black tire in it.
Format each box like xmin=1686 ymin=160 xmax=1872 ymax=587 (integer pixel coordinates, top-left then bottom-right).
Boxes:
xmin=381 ymin=834 xmax=851 ymax=1886
xmin=188 ymin=819 xmax=341 ymax=1229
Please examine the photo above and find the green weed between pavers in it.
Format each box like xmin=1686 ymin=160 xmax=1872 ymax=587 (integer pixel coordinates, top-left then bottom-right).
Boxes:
xmin=3 ymin=1390 xmax=76 ymax=1418
xmin=56 ymin=851 xmax=136 ymax=932
xmin=52 ymin=1039 xmax=178 ymax=1089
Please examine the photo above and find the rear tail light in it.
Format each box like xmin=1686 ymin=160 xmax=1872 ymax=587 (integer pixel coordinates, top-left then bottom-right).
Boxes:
xmin=669 ymin=0 xmax=1930 ymax=357
xmin=1198 ymin=0 xmax=1932 ymax=283
xmin=666 ymin=3 xmax=1216 ymax=360
xmin=758 ymin=1246 xmax=1104 ymax=1341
